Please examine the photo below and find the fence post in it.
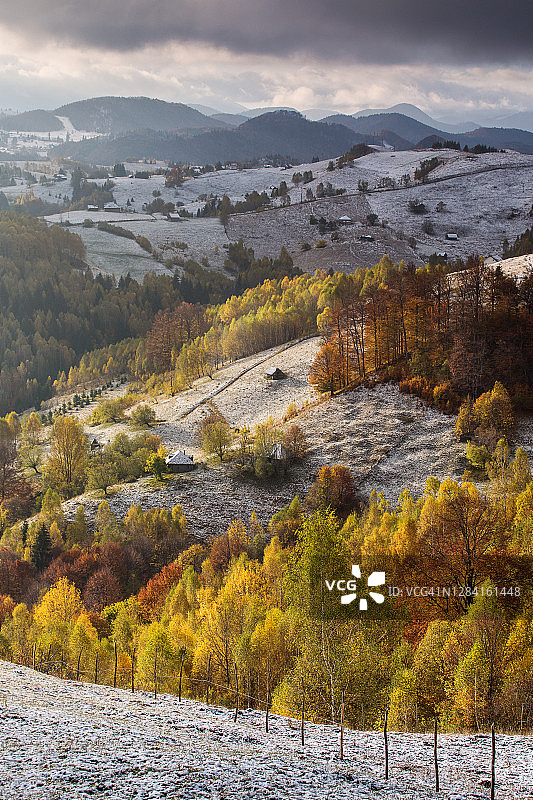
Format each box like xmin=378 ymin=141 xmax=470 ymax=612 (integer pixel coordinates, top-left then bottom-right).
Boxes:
xmin=131 ymin=648 xmax=135 ymax=694
xmin=94 ymin=652 xmax=98 ymax=685
xmin=434 ymin=716 xmax=440 ymax=792
xmin=154 ymin=646 xmax=158 ymax=700
xmin=179 ymin=652 xmax=184 ymax=702
xmin=233 ymin=663 xmax=239 ymax=723
xmin=340 ymin=690 xmax=345 ymax=761
xmin=265 ymin=667 xmax=270 ymax=733
xmin=113 ymin=641 xmax=118 ymax=688
xmin=301 ymin=677 xmax=305 ymax=746
xmin=76 ymin=649 xmax=82 ymax=681
xmin=491 ymin=723 xmax=496 ymax=800
xmin=32 ymin=643 xmax=36 ymax=670
xmin=384 ymin=708 xmax=389 ymax=780
xmin=206 ymin=653 xmax=211 ymax=704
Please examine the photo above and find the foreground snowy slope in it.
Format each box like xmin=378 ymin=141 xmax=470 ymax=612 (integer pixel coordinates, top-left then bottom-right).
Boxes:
xmin=0 ymin=662 xmax=531 ymax=799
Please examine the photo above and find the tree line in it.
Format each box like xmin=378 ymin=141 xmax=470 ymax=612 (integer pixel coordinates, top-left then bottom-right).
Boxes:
xmin=0 ymin=214 xmax=300 ymax=413
xmin=0 ymin=450 xmax=531 ymax=732
xmin=310 ymin=255 xmax=533 ymax=406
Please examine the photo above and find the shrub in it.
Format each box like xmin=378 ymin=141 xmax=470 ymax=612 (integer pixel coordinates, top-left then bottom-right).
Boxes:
xmin=129 ymin=404 xmax=156 ymax=428
xmin=408 ymin=200 xmax=428 ymax=214
xmin=145 ymin=452 xmax=167 ymax=481
xmin=432 ymin=382 xmax=459 ymax=413
xmin=89 ymin=395 xmax=136 ymax=425
xmin=283 ymin=402 xmax=298 ymax=422
xmin=465 ymin=442 xmax=491 ymax=469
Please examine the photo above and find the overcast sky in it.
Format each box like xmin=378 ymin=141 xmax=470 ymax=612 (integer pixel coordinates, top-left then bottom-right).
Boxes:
xmin=1 ymin=0 xmax=533 ymax=121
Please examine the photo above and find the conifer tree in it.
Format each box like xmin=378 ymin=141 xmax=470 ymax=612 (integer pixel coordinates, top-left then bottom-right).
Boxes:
xmin=30 ymin=523 xmax=52 ymax=572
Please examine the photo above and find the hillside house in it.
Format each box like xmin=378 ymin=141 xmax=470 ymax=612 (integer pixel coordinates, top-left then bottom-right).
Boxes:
xmin=167 ymin=212 xmax=181 ymax=221
xmin=165 ymin=451 xmax=196 ymax=473
xmin=360 ymin=234 xmax=375 ymax=242
xmin=265 ymin=366 xmax=286 ymax=380
xmin=446 ymin=232 xmax=458 ymax=240
xmin=338 ymin=215 xmax=353 ymax=225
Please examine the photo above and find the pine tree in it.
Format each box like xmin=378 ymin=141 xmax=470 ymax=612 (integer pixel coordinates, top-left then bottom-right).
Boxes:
xmin=30 ymin=523 xmax=52 ymax=572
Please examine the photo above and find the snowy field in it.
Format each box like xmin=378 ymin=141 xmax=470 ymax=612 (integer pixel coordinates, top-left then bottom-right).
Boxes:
xmin=112 ymin=217 xmax=230 ymax=271
xmin=18 ymin=147 xmax=533 ymax=277
xmin=73 ymin=225 xmax=167 ymax=281
xmin=61 ymin=338 xmax=319 ymax=538
xmin=213 ymin=149 xmax=533 ymax=269
xmin=1 ymin=661 xmax=532 ymax=800
xmin=52 ymin=335 xmax=533 ymax=539
xmin=227 ymin=200 xmax=423 ymax=272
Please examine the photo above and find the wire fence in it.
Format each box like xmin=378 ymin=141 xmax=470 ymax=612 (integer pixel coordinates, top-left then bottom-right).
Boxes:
xmin=5 ymin=646 xmax=518 ymax=796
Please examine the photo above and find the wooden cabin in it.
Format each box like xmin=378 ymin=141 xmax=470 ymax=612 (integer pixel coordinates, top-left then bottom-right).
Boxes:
xmin=165 ymin=451 xmax=196 ymax=473
xmin=265 ymin=367 xmax=286 ymax=380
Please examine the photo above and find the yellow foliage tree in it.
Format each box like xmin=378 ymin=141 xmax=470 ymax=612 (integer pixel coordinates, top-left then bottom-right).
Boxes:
xmin=34 ymin=577 xmax=84 ymax=651
xmin=45 ymin=416 xmax=89 ymax=497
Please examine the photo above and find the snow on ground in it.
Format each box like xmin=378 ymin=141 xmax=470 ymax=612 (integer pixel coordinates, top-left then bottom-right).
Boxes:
xmin=54 ymin=116 xmax=101 ymax=142
xmin=300 ymin=384 xmax=465 ymax=502
xmin=42 ymin=210 xmax=229 ymax=275
xmin=1 ymin=661 xmax=532 ymax=800
xmin=484 ymin=253 xmax=533 ymax=281
xmin=111 ymin=217 xmax=230 ymax=271
xmin=226 ymin=193 xmax=382 ymax=261
xmin=27 ymin=148 xmax=533 ymax=279
xmin=215 ymin=150 xmax=533 ymax=270
xmin=43 ymin=211 xmax=155 ymax=225
xmin=74 ymin=225 xmax=168 ymax=281
xmin=367 ymin=166 xmax=533 ymax=262
xmin=62 ymin=339 xmax=319 ymax=538
xmin=54 ymin=334 xmax=532 ymax=538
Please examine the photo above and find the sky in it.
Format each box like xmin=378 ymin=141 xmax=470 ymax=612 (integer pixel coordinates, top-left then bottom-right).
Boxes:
xmin=1 ymin=0 xmax=533 ymax=122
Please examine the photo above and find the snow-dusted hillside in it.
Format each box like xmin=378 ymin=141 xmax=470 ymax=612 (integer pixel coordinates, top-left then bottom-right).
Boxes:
xmin=49 ymin=334 xmax=532 ymax=539
xmin=29 ymin=147 xmax=533 ymax=277
xmin=0 ymin=661 xmax=531 ymax=800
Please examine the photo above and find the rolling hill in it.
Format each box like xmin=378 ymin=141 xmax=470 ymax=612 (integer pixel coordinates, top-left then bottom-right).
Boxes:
xmin=0 ymin=109 xmax=63 ymax=132
xmin=2 ymin=660 xmax=532 ymax=800
xmin=54 ymin=96 xmax=229 ymax=135
xmin=325 ymin=112 xmax=533 ymax=154
xmin=52 ymin=111 xmax=372 ymax=165
xmin=418 ymin=126 xmax=533 ymax=154
xmin=350 ymin=103 xmax=480 ymax=134
xmin=323 ymin=112 xmax=444 ymax=146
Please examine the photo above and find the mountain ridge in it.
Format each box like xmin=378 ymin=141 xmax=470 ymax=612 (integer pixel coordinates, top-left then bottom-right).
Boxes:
xmin=52 ymin=110 xmax=376 ymax=164
xmin=54 ymin=96 xmax=229 ymax=135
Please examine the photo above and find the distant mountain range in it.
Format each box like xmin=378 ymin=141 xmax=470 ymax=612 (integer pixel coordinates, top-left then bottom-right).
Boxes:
xmin=350 ymin=103 xmax=480 ymax=134
xmin=3 ymin=95 xmax=533 ymax=163
xmin=54 ymin=96 xmax=229 ymax=134
xmin=0 ymin=109 xmax=65 ymax=132
xmin=52 ymin=110 xmax=376 ymax=164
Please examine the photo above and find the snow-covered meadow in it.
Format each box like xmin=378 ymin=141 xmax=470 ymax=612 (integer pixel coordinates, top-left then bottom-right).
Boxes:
xmin=0 ymin=661 xmax=531 ymax=800
xmin=16 ymin=146 xmax=532 ymax=278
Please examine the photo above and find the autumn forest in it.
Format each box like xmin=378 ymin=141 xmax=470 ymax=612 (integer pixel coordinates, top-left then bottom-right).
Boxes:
xmin=0 ymin=210 xmax=533 ymax=735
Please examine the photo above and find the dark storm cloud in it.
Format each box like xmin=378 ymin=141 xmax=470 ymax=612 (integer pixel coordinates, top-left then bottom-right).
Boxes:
xmin=1 ymin=0 xmax=533 ymax=64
